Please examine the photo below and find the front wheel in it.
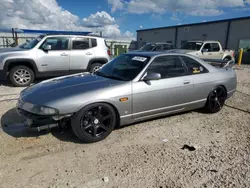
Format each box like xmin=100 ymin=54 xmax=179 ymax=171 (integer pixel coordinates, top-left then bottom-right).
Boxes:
xmin=205 ymin=86 xmax=227 ymax=113
xmin=9 ymin=66 xmax=35 ymax=87
xmin=71 ymin=103 xmax=116 ymax=143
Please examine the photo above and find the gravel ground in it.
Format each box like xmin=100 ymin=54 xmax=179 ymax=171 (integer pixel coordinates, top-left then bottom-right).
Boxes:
xmin=0 ymin=66 xmax=249 ymax=188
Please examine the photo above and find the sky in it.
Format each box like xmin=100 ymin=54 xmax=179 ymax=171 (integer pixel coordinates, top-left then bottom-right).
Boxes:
xmin=0 ymin=0 xmax=250 ymax=40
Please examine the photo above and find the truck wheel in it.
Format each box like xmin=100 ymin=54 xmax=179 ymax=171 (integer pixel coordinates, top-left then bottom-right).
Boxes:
xmin=89 ymin=63 xmax=102 ymax=73
xmin=223 ymin=57 xmax=231 ymax=61
xmin=9 ymin=66 xmax=35 ymax=87
xmin=71 ymin=103 xmax=116 ymax=143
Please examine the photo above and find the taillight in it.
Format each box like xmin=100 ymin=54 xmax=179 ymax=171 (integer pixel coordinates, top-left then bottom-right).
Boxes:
xmin=107 ymin=49 xmax=111 ymax=56
xmin=233 ymin=51 xmax=235 ymax=57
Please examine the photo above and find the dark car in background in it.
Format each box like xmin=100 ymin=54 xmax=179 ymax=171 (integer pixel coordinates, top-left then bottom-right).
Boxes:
xmin=138 ymin=43 xmax=175 ymax=52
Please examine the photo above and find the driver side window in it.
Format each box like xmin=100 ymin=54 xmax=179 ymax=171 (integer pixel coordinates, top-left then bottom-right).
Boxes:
xmin=202 ymin=43 xmax=212 ymax=52
xmin=147 ymin=55 xmax=188 ymax=79
xmin=40 ymin=37 xmax=69 ymax=50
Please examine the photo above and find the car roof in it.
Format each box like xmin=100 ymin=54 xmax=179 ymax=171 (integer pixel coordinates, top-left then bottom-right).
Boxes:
xmin=45 ymin=34 xmax=104 ymax=39
xmin=187 ymin=40 xmax=219 ymax=43
xmin=126 ymin=51 xmax=167 ymax=57
xmin=145 ymin=42 xmax=172 ymax=45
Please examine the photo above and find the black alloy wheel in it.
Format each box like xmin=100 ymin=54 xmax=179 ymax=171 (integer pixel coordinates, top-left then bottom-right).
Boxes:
xmin=71 ymin=103 xmax=116 ymax=143
xmin=205 ymin=86 xmax=227 ymax=113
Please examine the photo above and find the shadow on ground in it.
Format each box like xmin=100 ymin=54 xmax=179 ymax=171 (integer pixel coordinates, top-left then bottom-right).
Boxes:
xmin=1 ymin=107 xmax=210 ymax=143
xmin=0 ymin=108 xmax=82 ymax=143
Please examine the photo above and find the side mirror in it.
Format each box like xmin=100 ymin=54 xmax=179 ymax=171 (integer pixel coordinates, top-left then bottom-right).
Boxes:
xmin=201 ymin=48 xmax=208 ymax=53
xmin=43 ymin=45 xmax=51 ymax=51
xmin=143 ymin=72 xmax=161 ymax=81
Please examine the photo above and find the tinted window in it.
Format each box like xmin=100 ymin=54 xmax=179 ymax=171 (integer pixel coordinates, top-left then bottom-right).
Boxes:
xmin=180 ymin=42 xmax=203 ymax=50
xmin=181 ymin=56 xmax=208 ymax=74
xmin=41 ymin=37 xmax=69 ymax=50
xmin=140 ymin=43 xmax=155 ymax=51
xmin=95 ymin=54 xmax=150 ymax=81
xmin=147 ymin=56 xmax=187 ymax=78
xmin=154 ymin=45 xmax=163 ymax=51
xmin=211 ymin=43 xmax=220 ymax=52
xmin=203 ymin=43 xmax=212 ymax=52
xmin=163 ymin=44 xmax=171 ymax=50
xmin=73 ymin=38 xmax=89 ymax=49
xmin=91 ymin=39 xmax=97 ymax=47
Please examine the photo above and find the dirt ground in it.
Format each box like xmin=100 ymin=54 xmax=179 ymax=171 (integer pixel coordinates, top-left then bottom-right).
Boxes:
xmin=0 ymin=66 xmax=249 ymax=188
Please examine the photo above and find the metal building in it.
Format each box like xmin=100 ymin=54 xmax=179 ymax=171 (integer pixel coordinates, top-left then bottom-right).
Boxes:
xmin=136 ymin=16 xmax=250 ymax=51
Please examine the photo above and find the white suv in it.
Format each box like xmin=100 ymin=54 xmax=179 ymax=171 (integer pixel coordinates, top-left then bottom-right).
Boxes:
xmin=0 ymin=34 xmax=111 ymax=86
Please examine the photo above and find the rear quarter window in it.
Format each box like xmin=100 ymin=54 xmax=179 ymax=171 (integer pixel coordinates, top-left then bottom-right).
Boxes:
xmin=181 ymin=56 xmax=209 ymax=74
xmin=91 ymin=39 xmax=97 ymax=47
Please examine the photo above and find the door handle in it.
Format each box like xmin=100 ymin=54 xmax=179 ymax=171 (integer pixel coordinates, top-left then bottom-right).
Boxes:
xmin=60 ymin=53 xmax=68 ymax=56
xmin=86 ymin=52 xmax=93 ymax=55
xmin=183 ymin=80 xmax=190 ymax=85
xmin=208 ymin=53 xmax=212 ymax=55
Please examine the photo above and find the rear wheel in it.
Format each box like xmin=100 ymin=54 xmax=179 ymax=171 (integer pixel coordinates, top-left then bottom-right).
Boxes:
xmin=223 ymin=57 xmax=231 ymax=61
xmin=9 ymin=66 xmax=35 ymax=87
xmin=71 ymin=103 xmax=116 ymax=143
xmin=205 ymin=86 xmax=227 ymax=113
xmin=89 ymin=63 xmax=102 ymax=73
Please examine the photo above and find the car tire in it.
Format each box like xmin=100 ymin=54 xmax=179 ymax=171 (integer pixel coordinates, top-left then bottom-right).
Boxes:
xmin=223 ymin=57 xmax=231 ymax=62
xmin=9 ymin=66 xmax=35 ymax=87
xmin=89 ymin=63 xmax=102 ymax=73
xmin=71 ymin=103 xmax=117 ymax=143
xmin=205 ymin=86 xmax=227 ymax=113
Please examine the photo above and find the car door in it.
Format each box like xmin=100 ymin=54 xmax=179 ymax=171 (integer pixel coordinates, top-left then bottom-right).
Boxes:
xmin=211 ymin=43 xmax=223 ymax=59
xmin=69 ymin=37 xmax=95 ymax=72
xmin=132 ymin=55 xmax=194 ymax=119
xmin=180 ymin=55 xmax=211 ymax=108
xmin=200 ymin=43 xmax=212 ymax=60
xmin=37 ymin=37 xmax=70 ymax=73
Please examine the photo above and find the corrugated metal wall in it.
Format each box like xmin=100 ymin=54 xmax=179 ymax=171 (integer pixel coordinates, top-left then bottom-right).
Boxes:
xmin=137 ymin=17 xmax=250 ymax=50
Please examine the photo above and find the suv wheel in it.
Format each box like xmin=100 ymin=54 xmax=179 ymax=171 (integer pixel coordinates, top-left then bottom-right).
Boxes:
xmin=89 ymin=63 xmax=102 ymax=73
xmin=9 ymin=66 xmax=35 ymax=87
xmin=71 ymin=103 xmax=116 ymax=143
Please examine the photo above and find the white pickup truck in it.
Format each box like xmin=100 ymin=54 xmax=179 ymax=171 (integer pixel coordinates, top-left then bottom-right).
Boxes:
xmin=171 ymin=40 xmax=235 ymax=61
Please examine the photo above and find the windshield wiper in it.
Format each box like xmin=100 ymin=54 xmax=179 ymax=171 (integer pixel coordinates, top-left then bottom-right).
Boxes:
xmin=94 ymin=71 xmax=125 ymax=81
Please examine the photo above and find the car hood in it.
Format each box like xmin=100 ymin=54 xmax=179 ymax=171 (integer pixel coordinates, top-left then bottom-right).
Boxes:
xmin=21 ymin=73 xmax=125 ymax=105
xmin=0 ymin=47 xmax=28 ymax=53
xmin=168 ymin=49 xmax=195 ymax=53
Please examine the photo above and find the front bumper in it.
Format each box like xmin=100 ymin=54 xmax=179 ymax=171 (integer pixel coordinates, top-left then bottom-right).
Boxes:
xmin=17 ymin=108 xmax=58 ymax=129
xmin=0 ymin=69 xmax=7 ymax=81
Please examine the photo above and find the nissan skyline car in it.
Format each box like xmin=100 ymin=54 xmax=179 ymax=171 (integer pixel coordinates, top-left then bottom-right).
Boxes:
xmin=16 ymin=52 xmax=237 ymax=143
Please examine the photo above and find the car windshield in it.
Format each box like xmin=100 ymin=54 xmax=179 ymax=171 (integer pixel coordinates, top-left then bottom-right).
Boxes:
xmin=180 ymin=42 xmax=203 ymax=50
xmin=19 ymin=35 xmax=45 ymax=49
xmin=140 ymin=43 xmax=156 ymax=51
xmin=94 ymin=54 xmax=150 ymax=81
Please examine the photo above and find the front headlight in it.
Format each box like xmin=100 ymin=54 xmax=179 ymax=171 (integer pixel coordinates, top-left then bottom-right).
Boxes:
xmin=20 ymin=102 xmax=58 ymax=115
xmin=32 ymin=105 xmax=58 ymax=115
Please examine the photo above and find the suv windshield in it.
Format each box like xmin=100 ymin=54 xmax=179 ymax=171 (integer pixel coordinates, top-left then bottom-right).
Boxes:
xmin=95 ymin=54 xmax=150 ymax=81
xmin=140 ymin=43 xmax=156 ymax=51
xmin=19 ymin=35 xmax=45 ymax=49
xmin=180 ymin=42 xmax=203 ymax=50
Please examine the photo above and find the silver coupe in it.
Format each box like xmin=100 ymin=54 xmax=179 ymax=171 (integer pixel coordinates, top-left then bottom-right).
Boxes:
xmin=17 ymin=52 xmax=237 ymax=143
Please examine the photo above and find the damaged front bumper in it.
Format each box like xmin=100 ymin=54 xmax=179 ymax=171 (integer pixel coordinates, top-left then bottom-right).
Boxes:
xmin=17 ymin=108 xmax=59 ymax=131
xmin=16 ymin=108 xmax=72 ymax=131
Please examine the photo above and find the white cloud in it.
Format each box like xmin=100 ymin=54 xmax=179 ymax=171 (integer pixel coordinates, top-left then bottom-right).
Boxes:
xmin=82 ymin=11 xmax=115 ymax=27
xmin=109 ymin=0 xmax=249 ymax=16
xmin=108 ymin=0 xmax=124 ymax=13
xmin=0 ymin=0 xmax=133 ymax=39
xmin=171 ymin=14 xmax=180 ymax=21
